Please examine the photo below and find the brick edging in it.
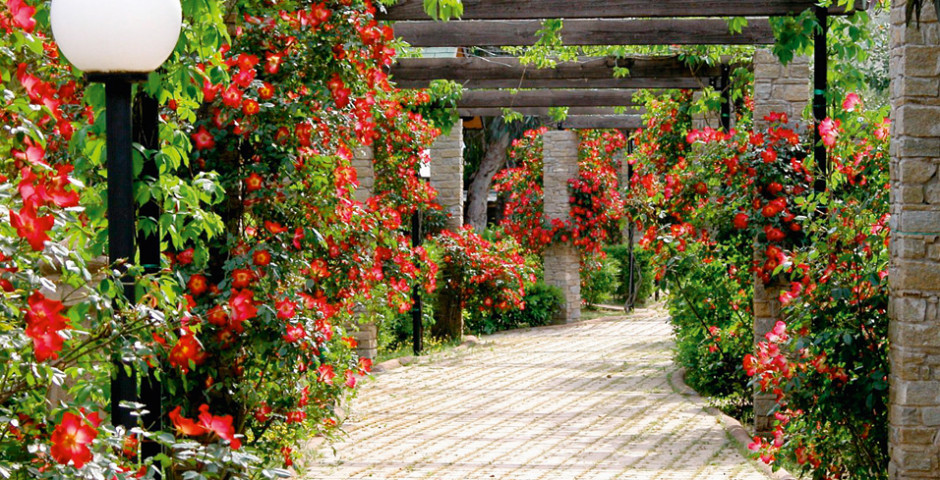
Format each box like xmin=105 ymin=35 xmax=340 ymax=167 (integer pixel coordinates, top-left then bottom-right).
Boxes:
xmin=668 ymin=367 xmax=796 ymax=480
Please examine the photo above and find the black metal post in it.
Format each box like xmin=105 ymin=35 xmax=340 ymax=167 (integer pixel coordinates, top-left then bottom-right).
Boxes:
xmin=813 ymin=5 xmax=829 ymax=193
xmin=133 ymin=92 xmax=162 ymax=466
xmin=411 ymin=208 xmax=423 ymax=355
xmin=625 ymin=137 xmax=636 ymax=312
xmin=104 ymin=77 xmax=138 ymax=431
xmin=720 ymin=63 xmax=732 ymax=132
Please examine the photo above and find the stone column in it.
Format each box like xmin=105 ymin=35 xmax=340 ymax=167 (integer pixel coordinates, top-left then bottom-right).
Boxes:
xmin=751 ymin=273 xmax=787 ymax=435
xmin=751 ymin=48 xmax=810 ymax=436
xmin=889 ymin=2 xmax=940 ymax=478
xmin=352 ymin=145 xmax=374 ymax=203
xmin=350 ymin=145 xmax=377 ymax=359
xmin=429 ymin=120 xmax=465 ymax=231
xmin=752 ymin=49 xmax=811 ymax=128
xmin=691 ymin=91 xmax=720 ymax=131
xmin=543 ymin=130 xmax=581 ymax=324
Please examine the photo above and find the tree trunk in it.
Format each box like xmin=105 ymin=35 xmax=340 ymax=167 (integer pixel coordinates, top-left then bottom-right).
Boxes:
xmin=431 ymin=263 xmax=463 ymax=340
xmin=464 ymin=130 xmax=510 ymax=231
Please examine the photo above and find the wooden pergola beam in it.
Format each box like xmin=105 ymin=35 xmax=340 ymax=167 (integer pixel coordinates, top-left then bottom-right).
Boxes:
xmin=378 ymin=0 xmax=866 ymax=21
xmin=458 ymin=106 xmax=638 ymax=116
xmin=393 ymin=18 xmax=775 ymax=47
xmin=547 ymin=115 xmax=642 ymax=130
xmin=459 ymin=89 xmax=641 ymax=108
xmin=391 ymin=56 xmax=718 ymax=89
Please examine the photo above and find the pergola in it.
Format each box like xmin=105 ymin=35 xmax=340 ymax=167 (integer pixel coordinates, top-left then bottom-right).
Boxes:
xmin=362 ymin=3 xmax=940 ymax=478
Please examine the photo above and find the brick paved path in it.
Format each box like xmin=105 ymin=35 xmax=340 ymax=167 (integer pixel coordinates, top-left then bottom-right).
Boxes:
xmin=302 ymin=307 xmax=769 ymax=480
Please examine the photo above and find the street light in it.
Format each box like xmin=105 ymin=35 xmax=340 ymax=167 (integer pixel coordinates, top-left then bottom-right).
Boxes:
xmin=49 ymin=0 xmax=182 ymax=462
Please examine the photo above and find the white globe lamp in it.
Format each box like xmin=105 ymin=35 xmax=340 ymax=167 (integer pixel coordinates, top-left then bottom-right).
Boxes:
xmin=50 ymin=0 xmax=181 ymax=74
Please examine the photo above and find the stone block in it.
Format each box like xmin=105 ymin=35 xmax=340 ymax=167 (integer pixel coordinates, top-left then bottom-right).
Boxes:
xmin=891 ymin=259 xmax=940 ymax=291
xmin=892 ymin=296 xmax=929 ymax=323
xmin=891 ymin=404 xmax=924 ymax=426
xmin=900 ymin=210 xmax=940 ymax=232
xmin=899 ymin=159 xmax=938 ymax=183
xmin=897 ymin=235 xmax=927 ymax=259
xmin=901 ymin=185 xmax=926 ymax=204
xmin=900 ymin=45 xmax=940 ymax=77
xmin=923 ymin=407 xmax=940 ymax=426
xmin=891 ymin=320 xmax=940 ymax=350
xmin=892 ymin=446 xmax=935 ymax=471
xmin=896 ymin=105 xmax=940 ymax=138
xmin=926 ymin=180 xmax=940 ymax=204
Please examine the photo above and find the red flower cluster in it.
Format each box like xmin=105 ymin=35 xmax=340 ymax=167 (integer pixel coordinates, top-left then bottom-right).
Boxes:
xmin=169 ymin=404 xmax=241 ymax=449
xmin=434 ymin=227 xmax=534 ymax=315
xmin=24 ymin=292 xmax=70 ymax=361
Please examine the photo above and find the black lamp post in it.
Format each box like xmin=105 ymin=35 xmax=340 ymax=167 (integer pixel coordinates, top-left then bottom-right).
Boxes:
xmin=49 ymin=0 xmax=182 ymax=462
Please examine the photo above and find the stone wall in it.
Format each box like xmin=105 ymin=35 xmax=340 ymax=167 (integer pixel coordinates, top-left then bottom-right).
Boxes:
xmin=429 ymin=121 xmax=465 ymax=231
xmin=888 ymin=1 xmax=940 ymax=477
xmin=751 ymin=48 xmax=810 ymax=436
xmin=352 ymin=144 xmax=374 ymax=203
xmin=543 ymin=130 xmax=581 ymax=324
xmin=752 ymin=49 xmax=811 ymax=128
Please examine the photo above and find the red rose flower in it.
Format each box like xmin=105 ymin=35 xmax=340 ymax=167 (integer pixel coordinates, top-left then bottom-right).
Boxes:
xmin=252 ymin=249 xmax=271 ymax=266
xmin=169 ymin=332 xmax=207 ymax=373
xmin=187 ymin=274 xmax=209 ymax=296
xmin=169 ymin=406 xmax=207 ymax=436
xmin=191 ymin=126 xmax=216 ymax=151
xmin=244 ymin=173 xmax=264 ymax=192
xmin=50 ymin=412 xmax=99 ymax=468
xmin=11 ymin=203 xmax=54 ymax=251
xmin=25 ymin=291 xmax=70 ymax=361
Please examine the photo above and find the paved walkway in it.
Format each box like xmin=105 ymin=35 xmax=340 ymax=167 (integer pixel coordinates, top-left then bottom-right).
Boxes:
xmin=302 ymin=307 xmax=768 ymax=480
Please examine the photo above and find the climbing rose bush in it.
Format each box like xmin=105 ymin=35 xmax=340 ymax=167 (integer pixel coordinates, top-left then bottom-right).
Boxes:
xmin=432 ymin=226 xmax=535 ymax=317
xmin=494 ymin=127 xmax=625 ymax=257
xmin=626 ymin=88 xmax=890 ymax=479
xmin=0 ymin=0 xmax=446 ymax=477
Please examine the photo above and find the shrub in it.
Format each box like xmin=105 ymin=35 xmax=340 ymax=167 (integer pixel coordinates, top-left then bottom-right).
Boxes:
xmin=466 ymin=281 xmax=563 ymax=334
xmin=580 ymin=253 xmax=620 ymax=307
xmin=604 ymin=244 xmax=656 ymax=306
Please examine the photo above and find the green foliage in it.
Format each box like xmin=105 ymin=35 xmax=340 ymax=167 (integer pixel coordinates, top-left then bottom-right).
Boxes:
xmin=665 ymin=252 xmax=753 ymax=406
xmin=466 ymin=281 xmax=563 ymax=335
xmin=603 ymin=244 xmax=655 ymax=305
xmin=404 ymin=80 xmax=462 ymax=135
xmin=580 ymin=253 xmax=619 ymax=307
xmin=421 ymin=0 xmax=464 ymax=21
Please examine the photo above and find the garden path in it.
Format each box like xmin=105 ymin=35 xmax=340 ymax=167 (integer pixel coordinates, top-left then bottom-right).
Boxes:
xmin=301 ymin=307 xmax=769 ymax=480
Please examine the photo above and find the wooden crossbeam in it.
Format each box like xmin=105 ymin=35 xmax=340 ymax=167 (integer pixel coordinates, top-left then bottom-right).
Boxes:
xmin=457 ymin=106 xmax=638 ymax=116
xmin=391 ymin=56 xmax=717 ymax=89
xmin=459 ymin=89 xmax=641 ymax=108
xmin=378 ymin=0 xmax=866 ymax=21
xmin=549 ymin=115 xmax=642 ymax=129
xmin=393 ymin=18 xmax=775 ymax=47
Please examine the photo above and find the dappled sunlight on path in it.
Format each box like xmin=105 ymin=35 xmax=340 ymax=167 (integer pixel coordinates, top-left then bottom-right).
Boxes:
xmin=301 ymin=307 xmax=768 ymax=480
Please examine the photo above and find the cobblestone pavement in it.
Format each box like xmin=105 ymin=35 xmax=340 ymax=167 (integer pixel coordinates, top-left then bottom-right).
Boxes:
xmin=302 ymin=307 xmax=769 ymax=480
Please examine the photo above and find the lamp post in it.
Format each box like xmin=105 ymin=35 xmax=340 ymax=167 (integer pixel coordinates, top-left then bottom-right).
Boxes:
xmin=49 ymin=0 xmax=181 ymax=460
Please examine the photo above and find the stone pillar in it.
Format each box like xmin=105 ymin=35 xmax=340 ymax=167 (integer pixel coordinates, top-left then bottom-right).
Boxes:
xmin=348 ymin=323 xmax=378 ymax=361
xmin=752 ymin=49 xmax=811 ymax=128
xmin=543 ymin=130 xmax=581 ymax=324
xmin=429 ymin=120 xmax=465 ymax=231
xmin=352 ymin=145 xmax=374 ymax=203
xmin=691 ymin=91 xmax=720 ymax=130
xmin=751 ymin=273 xmax=787 ymax=436
xmin=751 ymin=48 xmax=810 ymax=436
xmin=349 ymin=144 xmax=377 ymax=360
xmin=889 ymin=2 xmax=940 ymax=478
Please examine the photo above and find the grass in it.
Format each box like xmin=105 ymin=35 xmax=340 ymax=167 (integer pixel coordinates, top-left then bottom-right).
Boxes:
xmin=375 ymin=335 xmax=463 ymax=364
